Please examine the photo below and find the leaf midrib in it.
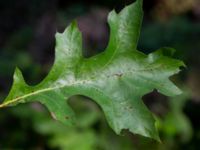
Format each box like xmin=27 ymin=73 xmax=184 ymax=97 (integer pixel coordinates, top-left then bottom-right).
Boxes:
xmin=0 ymin=63 xmax=171 ymax=108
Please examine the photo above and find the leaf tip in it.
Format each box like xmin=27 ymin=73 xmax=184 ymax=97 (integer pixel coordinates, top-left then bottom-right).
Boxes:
xmin=55 ymin=20 xmax=79 ymax=38
xmin=13 ymin=67 xmax=26 ymax=84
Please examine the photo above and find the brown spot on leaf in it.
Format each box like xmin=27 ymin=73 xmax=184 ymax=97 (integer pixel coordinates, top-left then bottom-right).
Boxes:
xmin=128 ymin=106 xmax=133 ymax=110
xmin=114 ymin=73 xmax=123 ymax=77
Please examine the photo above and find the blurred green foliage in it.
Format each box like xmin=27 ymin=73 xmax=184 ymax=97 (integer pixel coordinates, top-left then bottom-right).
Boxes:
xmin=0 ymin=0 xmax=200 ymax=149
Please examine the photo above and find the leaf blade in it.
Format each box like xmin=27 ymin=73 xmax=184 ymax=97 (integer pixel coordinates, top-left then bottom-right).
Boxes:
xmin=0 ymin=0 xmax=184 ymax=141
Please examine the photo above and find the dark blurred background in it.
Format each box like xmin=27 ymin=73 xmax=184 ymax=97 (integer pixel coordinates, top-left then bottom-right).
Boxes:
xmin=0 ymin=0 xmax=200 ymax=149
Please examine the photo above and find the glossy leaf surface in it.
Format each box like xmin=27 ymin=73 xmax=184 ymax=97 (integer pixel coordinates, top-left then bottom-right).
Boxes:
xmin=0 ymin=0 xmax=184 ymax=140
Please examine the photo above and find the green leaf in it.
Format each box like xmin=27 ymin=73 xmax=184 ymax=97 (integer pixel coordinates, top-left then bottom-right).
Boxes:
xmin=0 ymin=0 xmax=184 ymax=140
